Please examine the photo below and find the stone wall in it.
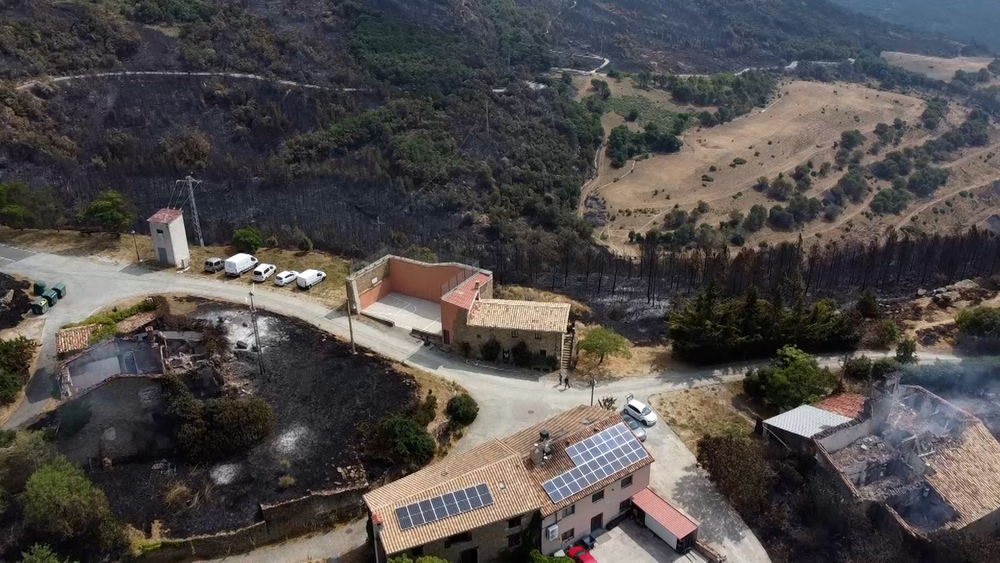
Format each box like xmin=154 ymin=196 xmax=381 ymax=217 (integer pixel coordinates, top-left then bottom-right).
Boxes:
xmin=138 ymin=484 xmax=367 ymax=562
xmin=452 ymin=308 xmax=563 ymax=362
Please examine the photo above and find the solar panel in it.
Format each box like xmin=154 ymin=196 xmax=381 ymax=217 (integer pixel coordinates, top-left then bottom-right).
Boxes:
xmin=542 ymin=422 xmax=647 ymax=504
xmin=395 ymin=483 xmax=494 ymax=531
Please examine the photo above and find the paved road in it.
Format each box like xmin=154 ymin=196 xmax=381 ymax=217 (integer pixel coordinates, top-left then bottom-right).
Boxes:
xmin=0 ymin=246 xmax=961 ymax=562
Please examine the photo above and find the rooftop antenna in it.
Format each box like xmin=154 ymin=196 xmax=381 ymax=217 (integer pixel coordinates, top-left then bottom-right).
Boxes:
xmin=175 ymin=174 xmax=204 ymax=248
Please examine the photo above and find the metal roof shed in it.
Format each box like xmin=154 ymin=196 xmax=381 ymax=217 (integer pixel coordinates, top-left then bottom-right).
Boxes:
xmin=631 ymin=487 xmax=698 ymax=553
xmin=762 ymin=405 xmax=851 ymax=450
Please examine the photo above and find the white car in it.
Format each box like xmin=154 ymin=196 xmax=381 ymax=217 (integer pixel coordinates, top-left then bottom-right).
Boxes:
xmin=274 ymin=270 xmax=299 ymax=287
xmin=251 ymin=263 xmax=276 ymax=283
xmin=623 ymin=395 xmax=658 ymax=426
xmin=296 ymin=269 xmax=327 ymax=289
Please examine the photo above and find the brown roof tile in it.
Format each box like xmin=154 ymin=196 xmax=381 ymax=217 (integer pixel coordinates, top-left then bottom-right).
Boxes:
xmin=56 ymin=325 xmax=96 ymax=354
xmin=116 ymin=311 xmax=156 ymax=333
xmin=363 ymin=406 xmax=653 ymax=553
xmin=815 ymin=393 xmax=866 ymax=418
xmin=467 ymin=299 xmax=569 ymax=333
xmin=441 ymin=273 xmax=492 ymax=310
xmin=147 ymin=208 xmax=183 ymax=224
xmin=926 ymin=421 xmax=1000 ymax=529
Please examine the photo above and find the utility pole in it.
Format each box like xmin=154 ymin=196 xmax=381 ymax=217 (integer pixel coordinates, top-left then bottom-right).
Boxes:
xmin=248 ymin=285 xmax=265 ymax=376
xmin=176 ymin=174 xmax=204 ymax=247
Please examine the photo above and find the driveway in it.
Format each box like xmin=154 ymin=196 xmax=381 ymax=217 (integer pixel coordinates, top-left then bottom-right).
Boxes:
xmin=0 ymin=247 xmax=962 ymax=562
xmin=590 ymin=519 xmax=707 ymax=563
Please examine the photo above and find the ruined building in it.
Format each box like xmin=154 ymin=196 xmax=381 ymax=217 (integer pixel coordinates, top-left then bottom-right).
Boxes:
xmin=814 ymin=379 xmax=1000 ymax=535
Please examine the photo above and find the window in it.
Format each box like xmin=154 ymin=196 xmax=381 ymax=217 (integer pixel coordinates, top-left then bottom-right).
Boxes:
xmin=476 ymin=333 xmax=481 ymax=339
xmin=445 ymin=532 xmax=472 ymax=547
xmin=592 ymin=490 xmax=604 ymax=503
xmin=561 ymin=504 xmax=575 ymax=518
xmin=621 ymin=475 xmax=634 ymax=489
xmin=156 ymin=229 xmax=164 ymax=235
xmin=409 ymin=546 xmax=425 ymax=557
xmin=619 ymin=499 xmax=632 ymax=513
xmin=534 ymin=333 xmax=542 ymax=340
xmin=507 ymin=533 xmax=521 ymax=549
xmin=511 ymin=330 xmax=518 ymax=338
xmin=561 ymin=528 xmax=575 ymax=542
xmin=540 ymin=350 xmax=547 ymax=357
xmin=508 ymin=516 xmax=521 ymax=529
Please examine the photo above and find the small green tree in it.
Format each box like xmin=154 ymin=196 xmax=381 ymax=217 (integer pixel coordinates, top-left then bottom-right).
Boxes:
xmin=446 ymin=394 xmax=479 ymax=426
xmin=896 ymin=338 xmax=918 ymax=365
xmin=743 ymin=345 xmax=838 ymax=411
xmin=511 ymin=341 xmax=532 ymax=367
xmin=232 ymin=227 xmax=262 ymax=254
xmin=20 ymin=544 xmax=77 ymax=563
xmin=578 ymin=327 xmax=631 ymax=364
xmin=80 ymin=191 xmax=135 ymax=234
xmin=298 ymin=235 xmax=314 ymax=252
xmin=480 ymin=338 xmax=501 ymax=362
xmin=843 ymin=355 xmax=873 ymax=380
xmin=857 ymin=289 xmax=879 ymax=318
xmin=375 ymin=417 xmax=435 ymax=468
xmin=871 ymin=319 xmax=901 ymax=349
xmin=20 ymin=458 xmax=124 ymax=551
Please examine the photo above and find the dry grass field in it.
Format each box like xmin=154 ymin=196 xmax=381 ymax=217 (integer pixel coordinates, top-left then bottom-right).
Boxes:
xmin=588 ymin=80 xmax=937 ymax=251
xmin=881 ymin=51 xmax=994 ymax=82
xmin=650 ymin=382 xmax=757 ymax=454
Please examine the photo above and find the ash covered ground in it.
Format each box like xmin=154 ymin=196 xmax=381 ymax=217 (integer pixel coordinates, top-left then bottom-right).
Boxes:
xmin=92 ymin=302 xmax=418 ymax=537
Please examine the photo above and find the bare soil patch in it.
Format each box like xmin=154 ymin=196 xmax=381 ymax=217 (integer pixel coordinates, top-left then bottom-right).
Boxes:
xmin=650 ymin=382 xmax=758 ymax=455
xmin=881 ymin=52 xmax=994 ymax=82
xmin=590 ymin=81 xmax=928 ymax=251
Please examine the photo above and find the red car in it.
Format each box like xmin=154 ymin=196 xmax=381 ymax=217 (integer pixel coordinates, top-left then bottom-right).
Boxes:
xmin=566 ymin=545 xmax=598 ymax=563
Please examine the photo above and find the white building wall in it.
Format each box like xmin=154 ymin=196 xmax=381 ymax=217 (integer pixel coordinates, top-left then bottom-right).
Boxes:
xmin=644 ymin=513 xmax=678 ymax=549
xmin=150 ymin=217 xmax=190 ymax=267
xmin=540 ymin=464 xmax=651 ymax=555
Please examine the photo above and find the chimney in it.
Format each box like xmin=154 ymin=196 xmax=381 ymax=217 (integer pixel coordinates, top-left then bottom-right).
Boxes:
xmin=539 ymin=430 xmax=550 ymax=441
xmin=530 ymin=444 xmax=544 ymax=466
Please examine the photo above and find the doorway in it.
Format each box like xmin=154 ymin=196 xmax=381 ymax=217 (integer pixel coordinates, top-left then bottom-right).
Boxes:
xmin=459 ymin=547 xmax=478 ymax=563
xmin=591 ymin=513 xmax=603 ymax=532
xmin=157 ymin=247 xmax=168 ymax=263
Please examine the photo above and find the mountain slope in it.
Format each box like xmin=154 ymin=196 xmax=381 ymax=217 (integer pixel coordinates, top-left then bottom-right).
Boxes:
xmin=827 ymin=0 xmax=1000 ymax=51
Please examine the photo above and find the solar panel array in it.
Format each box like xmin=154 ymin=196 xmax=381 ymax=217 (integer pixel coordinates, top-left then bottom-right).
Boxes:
xmin=394 ymin=484 xmax=494 ymax=531
xmin=542 ymin=422 xmax=647 ymax=504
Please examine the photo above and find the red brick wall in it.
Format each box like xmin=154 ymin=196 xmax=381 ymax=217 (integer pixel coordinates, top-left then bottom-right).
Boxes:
xmin=387 ymin=258 xmax=468 ymax=303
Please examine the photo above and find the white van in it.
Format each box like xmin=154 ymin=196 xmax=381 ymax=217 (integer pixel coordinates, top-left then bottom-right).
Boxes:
xmin=252 ymin=263 xmax=276 ymax=282
xmin=224 ymin=253 xmax=259 ymax=277
xmin=296 ymin=269 xmax=327 ymax=289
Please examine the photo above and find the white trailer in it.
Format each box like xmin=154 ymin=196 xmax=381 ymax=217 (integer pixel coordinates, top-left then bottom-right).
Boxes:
xmin=224 ymin=253 xmax=258 ymax=277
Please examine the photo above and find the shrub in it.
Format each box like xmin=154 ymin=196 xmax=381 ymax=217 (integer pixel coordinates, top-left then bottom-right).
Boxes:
xmin=20 ymin=544 xmax=76 ymax=563
xmin=413 ymin=392 xmax=437 ymax=427
xmin=743 ymin=346 xmax=838 ymax=411
xmin=871 ymin=358 xmax=900 ymax=381
xmin=446 ymin=394 xmax=479 ymax=426
xmin=0 ymin=370 xmax=21 ymax=405
xmin=856 ymin=289 xmax=879 ymax=319
xmin=480 ymin=338 xmax=501 ymax=362
xmin=843 ymin=355 xmax=873 ymax=380
xmin=21 ymin=458 xmax=125 ymax=553
xmin=896 ymin=338 xmax=917 ymax=365
xmin=298 ymin=235 xmax=314 ymax=252
xmin=376 ymin=417 xmax=436 ymax=467
xmin=278 ymin=475 xmax=295 ymax=489
xmin=458 ymin=341 xmax=471 ymax=357
xmin=232 ymin=227 xmax=262 ymax=254
xmin=511 ymin=341 xmax=532 ymax=367
xmin=264 ymin=235 xmax=278 ymax=247
xmin=870 ymin=319 xmax=901 ymax=349
xmin=0 ymin=431 xmax=59 ymax=495
xmin=956 ymin=306 xmax=1000 ymax=338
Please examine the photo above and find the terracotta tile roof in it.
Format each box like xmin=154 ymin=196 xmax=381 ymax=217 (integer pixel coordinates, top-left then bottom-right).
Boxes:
xmin=116 ymin=311 xmax=156 ymax=333
xmin=467 ymin=299 xmax=570 ymax=333
xmin=502 ymin=405 xmax=654 ymax=516
xmin=815 ymin=393 xmax=866 ymax=418
xmin=441 ymin=272 xmax=492 ymax=310
xmin=363 ymin=441 xmax=541 ymax=555
xmin=147 ymin=208 xmax=183 ymax=224
xmin=363 ymin=406 xmax=653 ymax=554
xmin=56 ymin=325 xmax=96 ymax=354
xmin=631 ymin=487 xmax=698 ymax=539
xmin=925 ymin=421 xmax=1000 ymax=529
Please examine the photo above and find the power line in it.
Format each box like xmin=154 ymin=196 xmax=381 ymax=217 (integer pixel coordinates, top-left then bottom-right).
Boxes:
xmin=175 ymin=175 xmax=204 ymax=248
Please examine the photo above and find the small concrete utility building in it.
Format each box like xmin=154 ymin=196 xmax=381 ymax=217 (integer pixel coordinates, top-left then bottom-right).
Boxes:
xmin=147 ymin=208 xmax=190 ymax=268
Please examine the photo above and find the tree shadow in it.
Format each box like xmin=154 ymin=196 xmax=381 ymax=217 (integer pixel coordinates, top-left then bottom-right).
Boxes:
xmin=670 ymin=470 xmax=756 ymax=546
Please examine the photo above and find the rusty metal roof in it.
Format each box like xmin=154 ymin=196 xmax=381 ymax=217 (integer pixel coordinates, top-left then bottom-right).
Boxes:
xmin=147 ymin=208 xmax=183 ymax=224
xmin=632 ymin=487 xmax=698 ymax=539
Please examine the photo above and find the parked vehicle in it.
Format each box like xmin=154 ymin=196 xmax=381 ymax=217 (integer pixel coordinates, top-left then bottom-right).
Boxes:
xmin=224 ymin=253 xmax=258 ymax=277
xmin=567 ymin=546 xmax=597 ymax=563
xmin=623 ymin=415 xmax=647 ymax=442
xmin=252 ymin=263 xmax=276 ymax=282
xmin=296 ymin=269 xmax=327 ymax=289
xmin=274 ymin=270 xmax=298 ymax=287
xmin=204 ymin=257 xmax=224 ymax=272
xmin=623 ymin=394 xmax=658 ymax=426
